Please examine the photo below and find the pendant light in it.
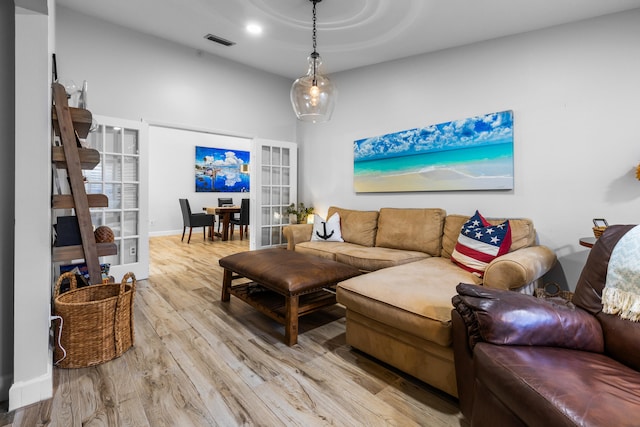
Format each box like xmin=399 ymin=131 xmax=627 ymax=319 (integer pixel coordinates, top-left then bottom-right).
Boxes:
xmin=290 ymin=0 xmax=337 ymax=123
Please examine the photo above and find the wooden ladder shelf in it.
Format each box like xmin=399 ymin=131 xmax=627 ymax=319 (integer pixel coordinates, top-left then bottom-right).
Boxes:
xmin=51 ymin=82 xmax=116 ymax=284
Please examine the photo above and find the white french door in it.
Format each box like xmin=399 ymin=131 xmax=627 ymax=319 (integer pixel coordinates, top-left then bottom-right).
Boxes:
xmin=251 ymin=139 xmax=298 ymax=250
xmin=84 ymin=116 xmax=149 ymax=279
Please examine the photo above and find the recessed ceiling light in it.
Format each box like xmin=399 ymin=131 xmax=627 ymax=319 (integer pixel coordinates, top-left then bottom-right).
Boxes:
xmin=246 ymin=23 xmax=263 ymax=36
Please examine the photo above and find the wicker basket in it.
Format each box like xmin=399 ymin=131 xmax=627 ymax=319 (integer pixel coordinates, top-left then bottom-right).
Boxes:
xmin=593 ymin=226 xmax=607 ymax=239
xmin=53 ymin=272 xmax=136 ymax=368
xmin=535 ymin=282 xmax=574 ymax=302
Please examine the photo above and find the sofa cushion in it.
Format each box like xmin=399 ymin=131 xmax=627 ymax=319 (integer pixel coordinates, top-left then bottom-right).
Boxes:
xmin=335 ymin=246 xmax=430 ymax=271
xmin=310 ymin=213 xmax=344 ymax=242
xmin=442 ymin=214 xmax=536 ymax=259
xmin=451 ymin=211 xmax=512 ymax=277
xmin=327 ymin=206 xmax=379 ymax=247
xmin=295 ymin=241 xmax=353 ymax=261
xmin=337 ymin=257 xmax=482 ymax=347
xmin=474 ymin=344 xmax=640 ymax=427
xmin=375 ymin=208 xmax=445 ymax=256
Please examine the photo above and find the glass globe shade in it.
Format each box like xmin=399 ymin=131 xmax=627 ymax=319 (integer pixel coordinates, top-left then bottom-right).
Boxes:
xmin=290 ymin=54 xmax=337 ymax=123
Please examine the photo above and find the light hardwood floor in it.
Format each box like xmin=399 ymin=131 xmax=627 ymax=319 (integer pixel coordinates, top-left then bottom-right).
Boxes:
xmin=1 ymin=235 xmax=468 ymax=426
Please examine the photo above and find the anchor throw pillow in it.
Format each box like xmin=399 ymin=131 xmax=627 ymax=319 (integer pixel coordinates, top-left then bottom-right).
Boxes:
xmin=311 ymin=213 xmax=344 ymax=242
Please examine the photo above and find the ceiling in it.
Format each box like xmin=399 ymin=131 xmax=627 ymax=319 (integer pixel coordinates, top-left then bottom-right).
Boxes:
xmin=56 ymin=0 xmax=640 ymax=79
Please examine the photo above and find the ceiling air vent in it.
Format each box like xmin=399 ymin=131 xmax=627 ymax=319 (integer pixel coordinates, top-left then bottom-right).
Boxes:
xmin=204 ymin=33 xmax=236 ymax=47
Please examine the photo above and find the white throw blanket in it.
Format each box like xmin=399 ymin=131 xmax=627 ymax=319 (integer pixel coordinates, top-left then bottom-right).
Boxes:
xmin=603 ymin=225 xmax=640 ymax=321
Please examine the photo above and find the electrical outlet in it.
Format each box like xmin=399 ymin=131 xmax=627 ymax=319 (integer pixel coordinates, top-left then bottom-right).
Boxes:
xmin=129 ymin=247 xmax=136 ymax=256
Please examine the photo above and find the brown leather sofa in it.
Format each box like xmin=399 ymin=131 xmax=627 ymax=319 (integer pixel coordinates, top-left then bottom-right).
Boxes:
xmin=452 ymin=224 xmax=640 ymax=426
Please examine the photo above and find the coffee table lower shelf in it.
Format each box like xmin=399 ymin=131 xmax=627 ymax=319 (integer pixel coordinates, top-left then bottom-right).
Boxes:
xmin=225 ymin=282 xmax=337 ymax=345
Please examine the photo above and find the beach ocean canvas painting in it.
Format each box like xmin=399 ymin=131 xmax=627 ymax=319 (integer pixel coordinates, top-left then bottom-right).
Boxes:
xmin=195 ymin=146 xmax=250 ymax=192
xmin=353 ymin=111 xmax=514 ymax=192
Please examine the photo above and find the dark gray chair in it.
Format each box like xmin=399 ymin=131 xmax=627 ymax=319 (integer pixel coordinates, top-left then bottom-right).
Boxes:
xmin=217 ymin=197 xmax=233 ymax=233
xmin=179 ymin=198 xmax=214 ymax=243
xmin=230 ymin=198 xmax=249 ymax=240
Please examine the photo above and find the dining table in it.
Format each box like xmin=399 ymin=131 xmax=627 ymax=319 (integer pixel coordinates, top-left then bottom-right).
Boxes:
xmin=204 ymin=206 xmax=241 ymax=241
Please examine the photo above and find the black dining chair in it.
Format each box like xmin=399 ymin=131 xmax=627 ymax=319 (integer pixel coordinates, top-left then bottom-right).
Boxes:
xmin=230 ymin=198 xmax=250 ymax=240
xmin=217 ymin=197 xmax=234 ymax=233
xmin=179 ymin=198 xmax=215 ymax=243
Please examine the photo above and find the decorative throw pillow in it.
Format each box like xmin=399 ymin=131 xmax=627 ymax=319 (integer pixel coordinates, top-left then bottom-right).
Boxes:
xmin=451 ymin=210 xmax=512 ymax=277
xmin=311 ymin=213 xmax=344 ymax=242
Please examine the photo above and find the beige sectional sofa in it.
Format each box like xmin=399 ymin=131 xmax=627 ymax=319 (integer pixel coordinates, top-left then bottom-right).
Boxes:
xmin=282 ymin=206 xmax=557 ymax=397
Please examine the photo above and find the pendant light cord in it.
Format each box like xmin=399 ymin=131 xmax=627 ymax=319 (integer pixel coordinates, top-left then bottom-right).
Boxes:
xmin=311 ymin=0 xmax=318 ymax=86
xmin=312 ymin=0 xmax=317 ymax=54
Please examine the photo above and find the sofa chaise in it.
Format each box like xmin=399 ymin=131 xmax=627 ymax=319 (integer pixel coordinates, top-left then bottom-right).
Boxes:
xmin=282 ymin=206 xmax=557 ymax=397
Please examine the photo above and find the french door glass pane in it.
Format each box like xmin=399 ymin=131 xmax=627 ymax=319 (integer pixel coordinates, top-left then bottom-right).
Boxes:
xmin=123 ymin=129 xmax=139 ymax=154
xmin=261 ymin=166 xmax=271 ymax=185
xmin=104 ymin=154 xmax=121 ymax=181
xmin=124 ymin=211 xmax=138 ymax=235
xmin=271 ymin=227 xmax=281 ymax=245
xmin=123 ymin=157 xmax=138 ymax=181
xmin=262 ymin=146 xmax=271 ymax=165
xmin=85 ymin=183 xmax=102 ymax=195
xmin=261 ymin=186 xmax=270 ymax=205
xmin=123 ymin=238 xmax=138 ymax=264
xmin=90 ymin=212 xmax=103 ymax=227
xmin=87 ymin=129 xmax=103 ymax=151
xmin=105 ymin=126 xmax=122 ymax=153
xmin=104 ymin=184 xmax=122 ymax=209
xmin=123 ymin=184 xmax=138 ymax=209
xmin=261 ymin=207 xmax=271 ymax=225
xmin=84 ymin=164 xmax=102 ymax=182
xmin=271 ymin=147 xmax=281 ymax=166
xmin=271 ymin=187 xmax=281 ymax=205
xmin=261 ymin=227 xmax=270 ymax=246
xmin=105 ymin=212 xmax=121 ymax=237
xmin=271 ymin=167 xmax=281 ymax=185
xmin=271 ymin=207 xmax=281 ymax=225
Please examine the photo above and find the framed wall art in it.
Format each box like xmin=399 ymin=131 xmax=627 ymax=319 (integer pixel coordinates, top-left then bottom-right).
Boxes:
xmin=353 ymin=110 xmax=514 ymax=192
xmin=195 ymin=146 xmax=250 ymax=193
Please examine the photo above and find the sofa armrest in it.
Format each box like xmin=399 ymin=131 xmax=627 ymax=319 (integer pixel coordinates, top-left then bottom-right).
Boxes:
xmin=452 ymin=283 xmax=604 ymax=352
xmin=483 ymin=245 xmax=557 ymax=291
xmin=282 ymin=224 xmax=313 ymax=250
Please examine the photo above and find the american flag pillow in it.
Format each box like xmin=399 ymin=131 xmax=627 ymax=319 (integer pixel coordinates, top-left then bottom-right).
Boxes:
xmin=451 ymin=211 xmax=512 ymax=277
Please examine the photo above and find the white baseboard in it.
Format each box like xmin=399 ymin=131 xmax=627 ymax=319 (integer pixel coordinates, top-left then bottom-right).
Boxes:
xmin=8 ymin=360 xmax=52 ymax=412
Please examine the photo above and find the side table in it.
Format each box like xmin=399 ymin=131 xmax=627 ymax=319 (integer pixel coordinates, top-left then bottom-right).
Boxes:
xmin=579 ymin=237 xmax=596 ymax=248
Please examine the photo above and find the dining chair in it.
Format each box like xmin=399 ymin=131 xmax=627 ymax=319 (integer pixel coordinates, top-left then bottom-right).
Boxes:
xmin=179 ymin=198 xmax=215 ymax=243
xmin=230 ymin=198 xmax=250 ymax=240
xmin=217 ymin=197 xmax=234 ymax=233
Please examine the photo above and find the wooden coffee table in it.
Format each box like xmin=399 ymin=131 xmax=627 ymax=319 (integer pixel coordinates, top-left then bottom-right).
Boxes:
xmin=219 ymin=249 xmax=362 ymax=345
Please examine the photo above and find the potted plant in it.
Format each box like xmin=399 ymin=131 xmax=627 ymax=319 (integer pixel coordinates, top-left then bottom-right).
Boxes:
xmin=286 ymin=202 xmax=314 ymax=224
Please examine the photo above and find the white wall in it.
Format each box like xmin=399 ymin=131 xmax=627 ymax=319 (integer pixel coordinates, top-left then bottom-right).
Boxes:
xmin=10 ymin=0 xmax=54 ymax=410
xmin=148 ymin=126 xmax=251 ymax=236
xmin=298 ymin=10 xmax=640 ymax=290
xmin=55 ymin=6 xmax=294 ymax=142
